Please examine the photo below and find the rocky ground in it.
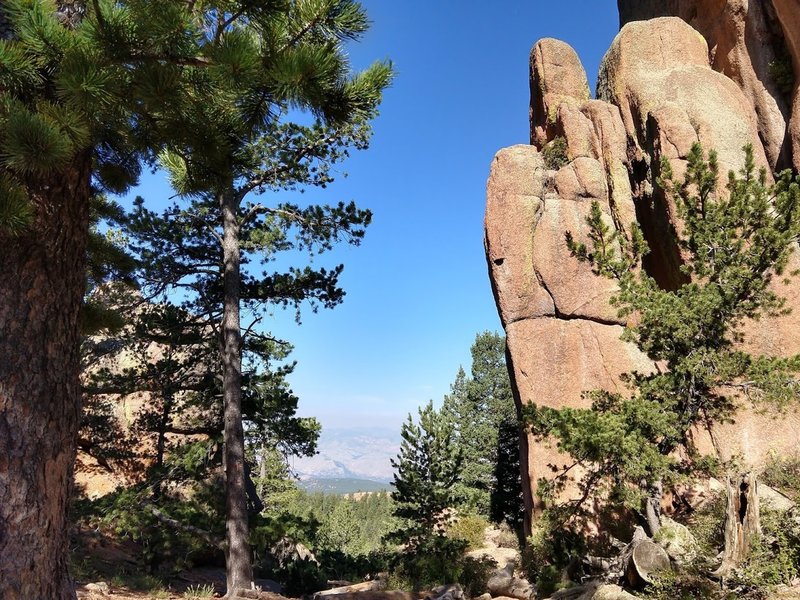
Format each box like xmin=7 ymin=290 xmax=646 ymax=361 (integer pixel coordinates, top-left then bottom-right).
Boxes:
xmin=74 ymin=518 xmax=800 ymax=600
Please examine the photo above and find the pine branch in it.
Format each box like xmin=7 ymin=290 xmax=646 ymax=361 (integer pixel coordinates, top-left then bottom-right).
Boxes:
xmin=237 ymin=133 xmax=338 ymax=199
xmin=281 ymin=10 xmax=327 ymax=53
xmin=214 ymin=8 xmax=245 ymax=44
xmin=145 ymin=504 xmax=223 ymax=548
xmin=109 ymin=53 xmax=212 ymax=68
xmin=183 ymin=211 xmax=223 ymax=246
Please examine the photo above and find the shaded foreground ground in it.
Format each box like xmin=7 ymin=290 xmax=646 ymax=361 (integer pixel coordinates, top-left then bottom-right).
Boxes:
xmin=75 ymin=568 xmax=284 ymax=599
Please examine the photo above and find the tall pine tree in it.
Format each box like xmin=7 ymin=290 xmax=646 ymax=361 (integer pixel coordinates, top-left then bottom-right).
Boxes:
xmin=0 ymin=2 xmax=389 ymax=596
xmin=123 ymin=3 xmax=392 ymax=589
xmin=390 ymin=400 xmax=463 ymax=545
xmin=0 ymin=3 xmax=194 ymax=596
xmin=81 ymin=292 xmax=320 ymax=571
xmin=442 ymin=332 xmax=523 ymax=530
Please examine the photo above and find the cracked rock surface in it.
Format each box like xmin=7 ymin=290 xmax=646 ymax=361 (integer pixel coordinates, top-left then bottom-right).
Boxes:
xmin=486 ymin=10 xmax=800 ymax=532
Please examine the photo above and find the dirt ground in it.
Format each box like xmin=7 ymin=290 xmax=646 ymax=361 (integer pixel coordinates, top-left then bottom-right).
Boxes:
xmin=75 ymin=566 xmax=284 ymax=599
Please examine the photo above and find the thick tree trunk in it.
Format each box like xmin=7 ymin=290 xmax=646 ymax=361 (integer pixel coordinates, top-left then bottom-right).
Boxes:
xmin=152 ymin=391 xmax=174 ymax=501
xmin=0 ymin=152 xmax=91 ymax=600
xmin=220 ymin=189 xmax=253 ymax=596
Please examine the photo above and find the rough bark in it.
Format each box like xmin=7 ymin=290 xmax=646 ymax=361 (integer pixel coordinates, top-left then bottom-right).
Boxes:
xmin=152 ymin=391 xmax=174 ymax=500
xmin=220 ymin=188 xmax=254 ymax=595
xmin=0 ymin=151 xmax=92 ymax=600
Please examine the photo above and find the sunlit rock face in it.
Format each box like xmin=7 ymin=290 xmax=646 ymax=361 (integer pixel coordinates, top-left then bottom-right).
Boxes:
xmin=487 ymin=12 xmax=800 ymax=535
xmin=618 ymin=0 xmax=799 ymax=173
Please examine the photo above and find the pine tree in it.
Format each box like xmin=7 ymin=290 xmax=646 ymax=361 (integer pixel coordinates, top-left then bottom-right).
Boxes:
xmin=81 ymin=291 xmax=320 ymax=570
xmin=526 ymin=144 xmax=800 ymax=540
xmin=122 ymin=3 xmax=392 ymax=588
xmin=442 ymin=332 xmax=523 ymax=529
xmin=0 ymin=2 xmax=390 ymax=595
xmin=390 ymin=400 xmax=463 ymax=545
xmin=0 ymin=3 xmax=213 ymax=595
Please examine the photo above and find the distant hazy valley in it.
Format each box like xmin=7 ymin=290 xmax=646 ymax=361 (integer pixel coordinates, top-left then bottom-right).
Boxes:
xmin=290 ymin=428 xmax=399 ymax=492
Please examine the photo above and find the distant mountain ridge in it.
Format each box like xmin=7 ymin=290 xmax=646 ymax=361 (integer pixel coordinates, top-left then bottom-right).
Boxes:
xmin=298 ymin=477 xmax=392 ymax=494
xmin=291 ymin=427 xmax=400 ymax=483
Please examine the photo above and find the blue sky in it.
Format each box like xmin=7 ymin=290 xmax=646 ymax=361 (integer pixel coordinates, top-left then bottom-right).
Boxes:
xmin=130 ymin=1 xmax=620 ymax=432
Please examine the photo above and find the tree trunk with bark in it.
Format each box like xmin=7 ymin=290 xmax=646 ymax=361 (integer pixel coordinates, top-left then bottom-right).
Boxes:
xmin=0 ymin=152 xmax=92 ymax=600
xmin=642 ymin=479 xmax=663 ymax=537
xmin=220 ymin=189 xmax=253 ymax=596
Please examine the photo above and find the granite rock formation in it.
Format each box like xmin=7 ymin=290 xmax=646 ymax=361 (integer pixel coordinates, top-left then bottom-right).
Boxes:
xmin=618 ymin=0 xmax=800 ymax=172
xmin=486 ymin=10 xmax=800 ymax=533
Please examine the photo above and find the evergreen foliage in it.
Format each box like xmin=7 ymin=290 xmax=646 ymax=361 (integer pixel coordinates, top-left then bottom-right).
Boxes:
xmin=78 ymin=290 xmax=320 ymax=572
xmin=102 ymin=1 xmax=392 ymax=589
xmin=390 ymin=400 xmax=463 ymax=545
xmin=442 ymin=332 xmax=524 ymax=530
xmin=526 ymin=144 xmax=800 ymax=529
xmin=0 ymin=1 xmax=390 ymax=594
xmin=290 ymin=490 xmax=396 ymax=557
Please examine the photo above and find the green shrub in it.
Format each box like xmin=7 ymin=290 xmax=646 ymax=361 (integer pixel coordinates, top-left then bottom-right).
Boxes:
xmin=72 ymin=485 xmax=224 ymax=577
xmin=768 ymin=55 xmax=795 ymax=97
xmin=458 ymin=556 xmax=498 ymax=598
xmin=642 ymin=569 xmax=731 ymax=600
xmin=542 ymin=136 xmax=569 ymax=170
xmin=315 ymin=548 xmax=392 ymax=583
xmin=494 ymin=522 xmax=520 ymax=550
xmin=735 ymin=504 xmax=800 ymax=591
xmin=108 ymin=572 xmax=166 ymax=593
xmin=446 ymin=513 xmax=489 ymax=550
xmin=275 ymin=557 xmax=328 ymax=597
xmin=686 ymin=493 xmax=726 ymax=565
xmin=521 ymin=517 xmax=584 ymax=597
xmin=183 ymin=584 xmax=216 ymax=599
xmin=389 ymin=535 xmax=468 ymax=591
xmin=678 ymin=490 xmax=800 ymax=598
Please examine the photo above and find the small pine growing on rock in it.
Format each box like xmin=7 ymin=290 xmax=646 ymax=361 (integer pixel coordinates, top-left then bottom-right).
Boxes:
xmin=526 ymin=144 xmax=800 ymax=538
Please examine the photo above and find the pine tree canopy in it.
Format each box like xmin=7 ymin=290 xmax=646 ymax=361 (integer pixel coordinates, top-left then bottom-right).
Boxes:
xmin=526 ymin=144 xmax=800 ymax=524
xmin=81 ymin=292 xmax=319 ymax=481
xmin=390 ymin=400 xmax=463 ymax=543
xmin=0 ymin=0 xmax=391 ymax=232
xmin=442 ymin=331 xmax=523 ymax=526
xmin=0 ymin=2 xmax=390 ymax=594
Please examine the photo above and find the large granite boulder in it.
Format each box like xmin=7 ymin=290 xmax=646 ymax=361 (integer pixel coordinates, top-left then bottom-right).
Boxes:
xmin=598 ymin=17 xmax=769 ymax=174
xmin=486 ymin=12 xmax=800 ymax=534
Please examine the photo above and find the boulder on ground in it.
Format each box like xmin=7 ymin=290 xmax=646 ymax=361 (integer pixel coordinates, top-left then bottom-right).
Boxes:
xmin=654 ymin=517 xmax=700 ymax=565
xmin=486 ymin=562 xmax=535 ymax=600
xmin=75 ymin=582 xmax=110 ymax=598
xmin=427 ymin=583 xmax=463 ymax=600
xmin=590 ymin=585 xmax=638 ymax=600
xmin=316 ymin=580 xmax=387 ymax=599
